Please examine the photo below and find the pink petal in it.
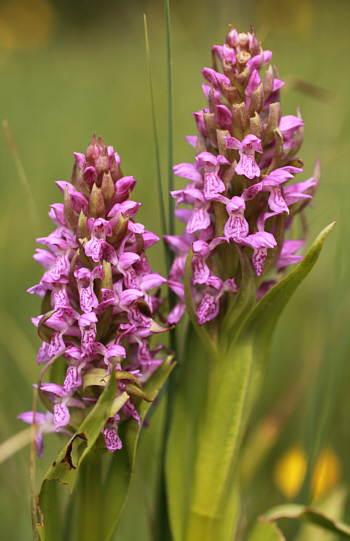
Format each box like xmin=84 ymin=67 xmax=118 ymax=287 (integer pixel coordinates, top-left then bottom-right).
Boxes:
xmin=102 ymin=426 xmax=122 ymax=452
xmin=197 ymin=293 xmax=219 ymax=325
xmin=252 ymin=247 xmax=268 ymax=277
xmin=53 ymin=403 xmax=70 ymax=430
xmin=268 ymin=187 xmax=289 ymax=214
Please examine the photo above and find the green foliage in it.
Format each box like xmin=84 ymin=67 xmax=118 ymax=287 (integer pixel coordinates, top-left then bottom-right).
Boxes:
xmin=166 ymin=224 xmax=334 ymax=541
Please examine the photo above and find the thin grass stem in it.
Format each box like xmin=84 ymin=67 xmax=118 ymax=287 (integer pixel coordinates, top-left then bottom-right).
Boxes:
xmin=143 ymin=15 xmax=169 ymax=273
xmin=3 ymin=120 xmax=41 ymax=236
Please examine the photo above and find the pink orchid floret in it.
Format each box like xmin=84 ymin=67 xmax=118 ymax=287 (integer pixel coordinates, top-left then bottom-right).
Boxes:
xmin=224 ymin=134 xmax=263 ymax=179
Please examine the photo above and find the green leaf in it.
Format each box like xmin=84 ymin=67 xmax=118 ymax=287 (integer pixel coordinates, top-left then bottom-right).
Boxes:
xmin=165 ymin=328 xmax=211 ymax=541
xmin=143 ymin=14 xmax=167 ymax=247
xmin=82 ymin=368 xmax=142 ymax=391
xmin=246 ymin=519 xmax=286 ymax=541
xmin=263 ymin=503 xmax=350 ymax=538
xmin=101 ymin=356 xmax=175 ymax=541
xmin=181 ymin=223 xmax=335 ymax=541
xmin=37 ymin=364 xmax=119 ymax=508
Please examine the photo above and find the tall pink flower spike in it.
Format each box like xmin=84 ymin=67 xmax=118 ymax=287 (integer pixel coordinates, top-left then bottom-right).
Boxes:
xmin=165 ymin=25 xmax=318 ymax=325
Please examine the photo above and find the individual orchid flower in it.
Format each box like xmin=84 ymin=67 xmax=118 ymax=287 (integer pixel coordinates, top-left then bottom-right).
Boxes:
xmin=196 ymin=276 xmax=238 ymax=325
xmin=17 ymin=410 xmax=72 ymax=458
xmin=239 ymin=231 xmax=277 ymax=276
xmin=192 ymin=240 xmax=211 ymax=284
xmin=275 ymin=239 xmax=304 ymax=269
xmin=74 ymin=265 xmax=104 ymax=313
xmin=40 ymin=383 xmax=85 ymax=431
xmin=195 ymin=152 xmax=230 ymax=199
xmin=279 ymin=115 xmax=304 ymax=149
xmin=224 ymin=134 xmax=263 ymax=179
xmin=85 ymin=218 xmax=113 ymax=262
xmin=101 ymin=414 xmax=123 ymax=452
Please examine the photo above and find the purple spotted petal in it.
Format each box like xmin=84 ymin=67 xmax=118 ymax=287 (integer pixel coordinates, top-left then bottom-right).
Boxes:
xmin=197 ymin=293 xmax=219 ymax=325
xmin=268 ymin=187 xmax=289 ymax=214
xmin=102 ymin=425 xmax=122 ymax=452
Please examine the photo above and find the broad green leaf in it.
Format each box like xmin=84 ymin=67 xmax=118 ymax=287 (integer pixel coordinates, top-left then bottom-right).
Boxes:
xmin=184 ymin=223 xmax=334 ymax=539
xmin=184 ymin=473 xmax=241 ymax=541
xmin=297 ymin=486 xmax=348 ymax=541
xmin=37 ymin=365 xmax=119 ymax=508
xmin=36 ymin=479 xmax=66 ymax=541
xmin=36 ymin=526 xmax=46 ymax=541
xmin=83 ymin=368 xmax=142 ymax=390
xmin=263 ymin=503 xmax=350 ymax=538
xmin=101 ymin=356 xmax=175 ymax=541
xmin=246 ymin=519 xmax=286 ymax=541
xmin=165 ymin=328 xmax=211 ymax=541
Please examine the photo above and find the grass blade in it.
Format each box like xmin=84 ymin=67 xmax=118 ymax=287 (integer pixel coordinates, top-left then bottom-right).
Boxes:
xmin=164 ymin=0 xmax=174 ymax=239
xmin=3 ymin=120 xmax=41 ymax=236
xmin=143 ymin=15 xmax=168 ymax=247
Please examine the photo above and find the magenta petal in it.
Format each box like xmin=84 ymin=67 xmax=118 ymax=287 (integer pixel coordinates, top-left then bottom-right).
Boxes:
xmin=128 ymin=222 xmax=145 ymax=234
xmin=167 ymin=302 xmax=186 ymax=325
xmin=17 ymin=411 xmax=47 ymax=425
xmin=102 ymin=426 xmax=122 ymax=452
xmin=64 ymin=366 xmax=82 ymax=392
xmin=186 ymin=206 xmax=211 ymax=234
xmin=204 ymin=171 xmax=225 ymax=199
xmin=120 ymin=289 xmax=143 ymax=306
xmin=197 ymin=293 xmax=219 ymax=325
xmin=106 ymin=344 xmax=126 ymax=358
xmin=53 ymin=403 xmax=70 ymax=431
xmin=242 ymin=183 xmax=263 ymax=201
xmin=279 ymin=115 xmax=304 ymax=132
xmin=268 ymin=187 xmax=289 ymax=214
xmin=140 ymin=273 xmax=167 ymax=290
xmin=173 ymin=163 xmax=203 ymax=182
xmin=224 ymin=136 xmax=240 ymax=150
xmin=168 ymin=280 xmax=185 ymax=301
xmin=236 ymin=155 xmax=260 ymax=179
xmin=83 ymin=166 xmax=97 ymax=188
xmin=73 ymin=152 xmax=85 ymax=169
xmin=252 ymin=247 xmax=268 ymax=277
xmin=118 ymin=252 xmax=140 ymax=270
xmin=41 ymin=383 xmax=66 ymax=398
xmin=224 ymin=214 xmax=249 ymax=241
xmin=215 ymin=105 xmax=233 ymax=130
xmin=192 ymin=257 xmax=210 ymax=285
xmin=185 ymin=135 xmax=198 ymax=148
xmin=201 ymin=67 xmax=231 ymax=90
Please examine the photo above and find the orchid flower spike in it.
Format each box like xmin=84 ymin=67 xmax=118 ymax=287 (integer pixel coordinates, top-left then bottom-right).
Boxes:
xmin=21 ymin=135 xmax=172 ymax=455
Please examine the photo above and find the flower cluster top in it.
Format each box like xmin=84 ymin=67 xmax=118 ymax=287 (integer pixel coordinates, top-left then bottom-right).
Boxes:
xmin=166 ymin=26 xmax=318 ymax=326
xmin=19 ymin=136 xmax=170 ymax=455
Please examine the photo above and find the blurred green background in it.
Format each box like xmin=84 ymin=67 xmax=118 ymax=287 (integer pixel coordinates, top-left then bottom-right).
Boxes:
xmin=0 ymin=0 xmax=349 ymax=539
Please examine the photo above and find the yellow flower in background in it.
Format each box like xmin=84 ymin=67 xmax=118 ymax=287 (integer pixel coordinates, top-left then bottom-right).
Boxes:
xmin=274 ymin=446 xmax=307 ymax=500
xmin=274 ymin=445 xmax=341 ymax=501
xmin=0 ymin=0 xmax=56 ymax=51
xmin=311 ymin=447 xmax=342 ymax=501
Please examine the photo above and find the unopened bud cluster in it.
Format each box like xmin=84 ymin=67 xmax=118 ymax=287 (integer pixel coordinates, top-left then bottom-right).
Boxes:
xmin=166 ymin=26 xmax=318 ymax=326
xmin=19 ymin=136 xmax=170 ymax=455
